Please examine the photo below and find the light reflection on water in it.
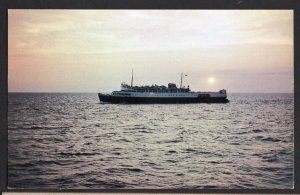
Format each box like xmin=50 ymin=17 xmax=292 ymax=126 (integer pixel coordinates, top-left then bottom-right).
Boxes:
xmin=8 ymin=93 xmax=294 ymax=189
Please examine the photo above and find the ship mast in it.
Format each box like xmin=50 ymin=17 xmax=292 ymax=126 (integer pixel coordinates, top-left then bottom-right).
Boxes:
xmin=180 ymin=73 xmax=183 ymax=89
xmin=131 ymin=69 xmax=133 ymax=87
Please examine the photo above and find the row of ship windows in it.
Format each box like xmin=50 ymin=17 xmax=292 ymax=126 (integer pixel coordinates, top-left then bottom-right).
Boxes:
xmin=136 ymin=93 xmax=193 ymax=96
xmin=155 ymin=94 xmax=190 ymax=96
xmin=122 ymin=90 xmax=189 ymax=93
xmin=113 ymin=92 xmax=203 ymax=97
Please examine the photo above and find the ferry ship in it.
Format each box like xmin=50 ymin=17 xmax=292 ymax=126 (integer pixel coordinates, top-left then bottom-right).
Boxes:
xmin=98 ymin=72 xmax=229 ymax=104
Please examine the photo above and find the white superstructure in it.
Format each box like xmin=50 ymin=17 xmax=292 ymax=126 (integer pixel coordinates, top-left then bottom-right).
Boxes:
xmin=111 ymin=83 xmax=227 ymax=98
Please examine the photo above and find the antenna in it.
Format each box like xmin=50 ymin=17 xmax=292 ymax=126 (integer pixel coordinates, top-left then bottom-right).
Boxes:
xmin=131 ymin=69 xmax=133 ymax=87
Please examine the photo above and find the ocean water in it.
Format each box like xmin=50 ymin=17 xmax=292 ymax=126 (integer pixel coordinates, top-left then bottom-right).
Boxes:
xmin=8 ymin=93 xmax=294 ymax=189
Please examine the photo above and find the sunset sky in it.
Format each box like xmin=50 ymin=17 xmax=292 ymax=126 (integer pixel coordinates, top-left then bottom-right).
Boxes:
xmin=8 ymin=10 xmax=293 ymax=93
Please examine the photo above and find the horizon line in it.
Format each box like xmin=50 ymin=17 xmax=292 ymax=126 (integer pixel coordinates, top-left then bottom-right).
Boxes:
xmin=7 ymin=91 xmax=294 ymax=94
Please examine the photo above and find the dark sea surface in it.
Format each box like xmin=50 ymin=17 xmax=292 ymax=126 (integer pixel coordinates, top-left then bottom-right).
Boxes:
xmin=8 ymin=93 xmax=294 ymax=189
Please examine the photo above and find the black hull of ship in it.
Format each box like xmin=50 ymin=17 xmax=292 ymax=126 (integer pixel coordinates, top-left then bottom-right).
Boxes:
xmin=98 ymin=93 xmax=229 ymax=104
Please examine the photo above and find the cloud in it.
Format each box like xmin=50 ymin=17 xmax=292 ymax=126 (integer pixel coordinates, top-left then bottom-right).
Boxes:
xmin=8 ymin=10 xmax=293 ymax=55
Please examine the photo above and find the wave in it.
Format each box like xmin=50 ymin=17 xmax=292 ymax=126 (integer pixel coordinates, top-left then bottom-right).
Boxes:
xmin=59 ymin=152 xmax=98 ymax=156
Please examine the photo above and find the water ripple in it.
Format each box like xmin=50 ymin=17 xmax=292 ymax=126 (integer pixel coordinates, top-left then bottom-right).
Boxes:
xmin=8 ymin=93 xmax=294 ymax=189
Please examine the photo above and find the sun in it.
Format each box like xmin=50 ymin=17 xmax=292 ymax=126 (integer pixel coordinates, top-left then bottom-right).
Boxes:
xmin=208 ymin=77 xmax=215 ymax=84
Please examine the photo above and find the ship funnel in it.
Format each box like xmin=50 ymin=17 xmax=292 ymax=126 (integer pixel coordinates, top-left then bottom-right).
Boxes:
xmin=131 ymin=69 xmax=133 ymax=87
